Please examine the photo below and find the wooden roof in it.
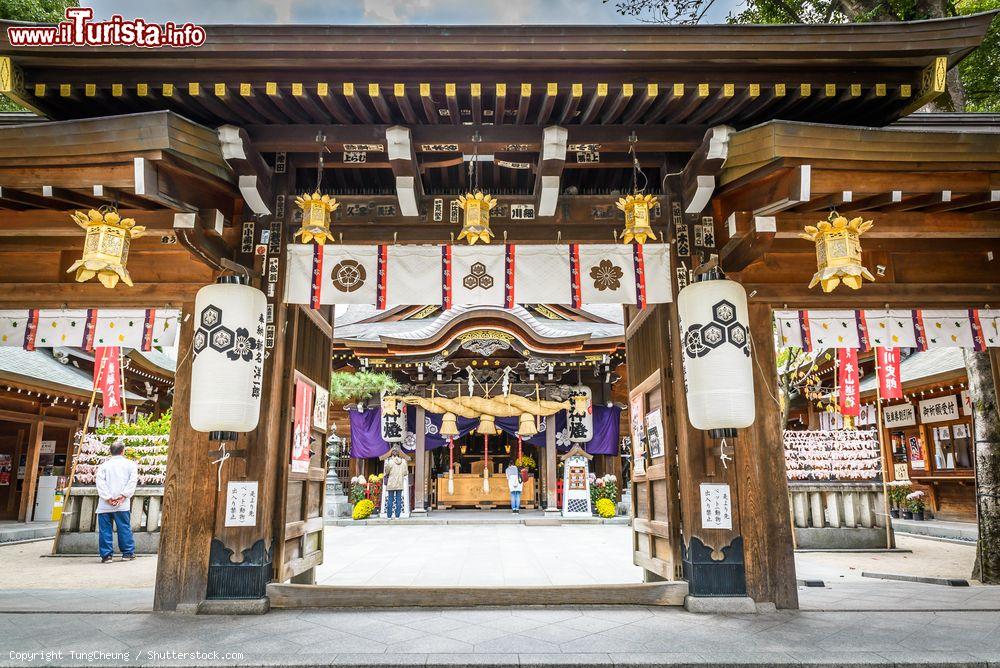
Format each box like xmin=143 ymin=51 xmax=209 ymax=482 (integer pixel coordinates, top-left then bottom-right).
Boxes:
xmin=0 ymin=111 xmax=241 ymax=307
xmin=708 ymin=120 xmax=1000 ymax=307
xmin=0 ymin=14 xmax=994 ymax=131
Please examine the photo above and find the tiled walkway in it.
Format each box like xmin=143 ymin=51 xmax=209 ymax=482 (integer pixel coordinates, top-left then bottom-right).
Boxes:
xmin=3 ymin=606 xmax=1000 ymax=666
xmin=316 ymin=524 xmax=643 ymax=587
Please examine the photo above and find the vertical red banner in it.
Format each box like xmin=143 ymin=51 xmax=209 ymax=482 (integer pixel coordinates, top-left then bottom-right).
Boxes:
xmin=876 ymin=347 xmax=903 ymax=400
xmin=837 ymin=347 xmax=860 ymax=417
xmin=93 ymin=346 xmax=122 ymax=417
xmin=291 ymin=380 xmax=314 ymax=474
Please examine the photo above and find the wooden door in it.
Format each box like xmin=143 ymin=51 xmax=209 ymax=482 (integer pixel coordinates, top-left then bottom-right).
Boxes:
xmin=274 ymin=306 xmax=332 ymax=583
xmin=625 ymin=305 xmax=682 ymax=580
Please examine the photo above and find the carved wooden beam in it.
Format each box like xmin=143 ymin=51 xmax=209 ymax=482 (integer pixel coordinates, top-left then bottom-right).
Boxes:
xmin=681 ymin=125 xmax=734 ymax=214
xmin=218 ymin=125 xmax=274 ymax=215
xmin=386 ymin=125 xmax=423 ymax=217
xmin=534 ymin=125 xmax=567 ymax=218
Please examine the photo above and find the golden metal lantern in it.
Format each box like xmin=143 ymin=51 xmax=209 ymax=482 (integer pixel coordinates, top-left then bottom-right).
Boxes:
xmin=517 ymin=412 xmax=538 ymax=438
xmin=476 ymin=414 xmax=499 ymax=435
xmin=66 ymin=209 xmax=146 ymax=289
xmin=440 ymin=412 xmax=460 ymax=437
xmin=799 ymin=212 xmax=875 ymax=292
xmin=457 ymin=191 xmax=496 ymax=245
xmin=616 ymin=193 xmax=658 ymax=244
xmin=294 ymin=191 xmax=339 ymax=244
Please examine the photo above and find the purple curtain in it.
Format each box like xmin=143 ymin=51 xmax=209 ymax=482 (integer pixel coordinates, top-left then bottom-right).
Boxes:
xmin=348 ymin=407 xmax=391 ymax=459
xmin=351 ymin=404 xmax=621 ymax=458
xmin=587 ymin=405 xmax=622 ymax=455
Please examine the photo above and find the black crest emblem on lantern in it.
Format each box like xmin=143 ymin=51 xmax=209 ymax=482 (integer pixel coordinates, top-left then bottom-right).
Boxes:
xmin=683 ymin=299 xmax=750 ymax=359
xmin=193 ymin=305 xmax=260 ymax=363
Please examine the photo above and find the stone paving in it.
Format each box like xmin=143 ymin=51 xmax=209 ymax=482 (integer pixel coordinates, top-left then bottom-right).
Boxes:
xmin=3 ymin=605 xmax=1000 ymax=666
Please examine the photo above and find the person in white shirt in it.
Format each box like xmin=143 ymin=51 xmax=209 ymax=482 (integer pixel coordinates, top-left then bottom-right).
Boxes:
xmin=94 ymin=440 xmax=139 ymax=563
xmin=506 ymin=462 xmax=523 ymax=514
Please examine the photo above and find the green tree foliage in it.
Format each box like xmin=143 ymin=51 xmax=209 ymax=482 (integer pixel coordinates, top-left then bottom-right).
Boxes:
xmin=607 ymin=0 xmax=999 ymax=111
xmin=0 ymin=0 xmax=77 ymax=23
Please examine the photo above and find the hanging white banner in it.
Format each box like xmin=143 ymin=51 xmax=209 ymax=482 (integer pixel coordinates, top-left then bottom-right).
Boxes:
xmin=285 ymin=243 xmax=672 ymax=308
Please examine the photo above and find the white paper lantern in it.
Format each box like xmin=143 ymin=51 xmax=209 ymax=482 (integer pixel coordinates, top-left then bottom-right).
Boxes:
xmin=189 ymin=277 xmax=267 ymax=436
xmin=677 ymin=277 xmax=755 ymax=432
xmin=568 ymin=385 xmax=593 ymax=443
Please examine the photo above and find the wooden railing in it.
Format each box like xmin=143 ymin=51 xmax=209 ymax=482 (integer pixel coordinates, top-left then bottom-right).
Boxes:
xmin=54 ymin=486 xmax=163 ymax=554
xmin=787 ymin=481 xmax=891 ymax=549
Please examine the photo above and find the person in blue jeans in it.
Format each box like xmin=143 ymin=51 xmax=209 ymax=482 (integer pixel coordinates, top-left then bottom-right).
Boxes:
xmin=95 ymin=440 xmax=138 ymax=563
xmin=383 ymin=449 xmax=407 ymax=519
xmin=506 ymin=462 xmax=523 ymax=514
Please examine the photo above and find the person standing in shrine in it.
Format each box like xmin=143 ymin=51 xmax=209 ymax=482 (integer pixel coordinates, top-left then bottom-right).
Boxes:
xmin=506 ymin=461 xmax=523 ymax=514
xmin=384 ymin=449 xmax=407 ymax=520
xmin=95 ymin=440 xmax=138 ymax=563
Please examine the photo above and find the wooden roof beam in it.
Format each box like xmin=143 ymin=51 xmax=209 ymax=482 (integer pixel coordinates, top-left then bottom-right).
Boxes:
xmin=493 ymin=83 xmax=507 ymax=125
xmin=577 ymin=83 xmax=608 ymax=125
xmin=923 ymin=190 xmax=1000 ymax=213
xmin=534 ymin=125 xmax=567 ymax=217
xmin=881 ymin=191 xmax=952 ymax=212
xmin=236 ymin=83 xmax=287 ymax=124
xmin=218 ymin=125 xmax=274 ymax=216
xmin=393 ymin=84 xmax=419 ymax=124
xmin=314 ymin=83 xmax=353 ymax=124
xmin=444 ymin=83 xmax=460 ymax=125
xmin=367 ymin=84 xmax=394 ymax=124
xmin=621 ymin=84 xmax=658 ymax=125
xmin=0 ymin=208 xmax=176 ymax=235
xmin=386 ymin=126 xmax=423 ymax=217
xmin=664 ymin=83 xmax=710 ymax=123
xmin=793 ymin=190 xmax=852 ymax=214
xmin=211 ymin=84 xmax=268 ymax=125
xmin=537 ymin=83 xmax=558 ymax=125
xmin=0 ymin=186 xmax=69 ymax=209
xmin=713 ymin=84 xmax=761 ymax=125
xmin=643 ymin=83 xmax=684 ymax=125
xmin=558 ymin=84 xmax=583 ymax=124
xmin=420 ymin=83 xmax=439 ymax=125
xmin=342 ymin=83 xmax=374 ymax=124
xmin=42 ymin=186 xmax=106 ymax=210
xmin=681 ymin=125 xmax=734 ymax=214
xmin=689 ymin=84 xmax=736 ymax=124
xmin=601 ymin=84 xmax=633 ymax=124
xmin=719 ymin=212 xmax=776 ymax=272
xmin=838 ymin=191 xmax=901 ymax=212
xmin=265 ymin=82 xmax=311 ymax=124
xmin=173 ymin=209 xmax=234 ymax=271
xmin=770 ymin=210 xmax=1000 ymax=238
xmin=290 ymin=83 xmax=332 ymax=123
xmin=470 ymin=83 xmax=482 ymax=124
xmin=515 ymin=83 xmax=532 ymax=125
xmin=175 ymin=83 xmax=231 ymax=125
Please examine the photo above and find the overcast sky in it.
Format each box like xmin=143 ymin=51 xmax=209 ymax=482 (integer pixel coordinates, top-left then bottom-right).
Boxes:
xmin=85 ymin=0 xmax=743 ymax=26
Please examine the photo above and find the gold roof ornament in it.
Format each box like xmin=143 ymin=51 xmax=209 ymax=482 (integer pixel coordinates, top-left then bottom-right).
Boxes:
xmin=294 ymin=191 xmax=339 ymax=245
xmin=456 ymin=191 xmax=497 ymax=245
xmin=66 ymin=208 xmax=146 ymax=289
xmin=799 ymin=212 xmax=875 ymax=292
xmin=617 ymin=193 xmax=658 ymax=244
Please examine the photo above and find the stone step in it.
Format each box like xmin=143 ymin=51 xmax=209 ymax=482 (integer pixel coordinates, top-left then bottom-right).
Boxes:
xmin=267 ymin=581 xmax=687 ymax=608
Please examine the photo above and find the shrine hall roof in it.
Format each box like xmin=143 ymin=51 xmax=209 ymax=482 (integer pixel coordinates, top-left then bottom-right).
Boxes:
xmin=333 ymin=305 xmax=624 ymax=345
xmin=0 ymin=348 xmax=145 ymax=400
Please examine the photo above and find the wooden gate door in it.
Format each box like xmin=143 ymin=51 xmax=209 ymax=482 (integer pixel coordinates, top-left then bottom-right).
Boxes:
xmin=625 ymin=305 xmax=683 ymax=581
xmin=273 ymin=306 xmax=332 ymax=584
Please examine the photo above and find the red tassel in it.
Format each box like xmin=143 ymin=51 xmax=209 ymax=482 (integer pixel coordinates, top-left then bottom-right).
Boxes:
xmin=517 ymin=436 xmax=523 ymax=463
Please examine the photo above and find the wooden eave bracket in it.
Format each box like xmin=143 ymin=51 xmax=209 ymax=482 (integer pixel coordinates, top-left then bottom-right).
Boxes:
xmin=899 ymin=56 xmax=948 ymax=117
xmin=0 ymin=57 xmax=46 ymax=116
xmin=387 ymin=125 xmax=423 ymax=217
xmin=682 ymin=125 xmax=734 ymax=214
xmin=535 ymin=125 xmax=568 ymax=217
xmin=719 ymin=212 xmax=776 ymax=272
xmin=218 ymin=124 xmax=274 ymax=215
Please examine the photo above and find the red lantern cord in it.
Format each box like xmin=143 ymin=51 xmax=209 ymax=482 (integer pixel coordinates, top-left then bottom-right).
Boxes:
xmin=484 ymin=434 xmax=489 ymax=470
xmin=448 ymin=436 xmax=454 ymax=470
xmin=517 ymin=436 xmax=523 ymax=463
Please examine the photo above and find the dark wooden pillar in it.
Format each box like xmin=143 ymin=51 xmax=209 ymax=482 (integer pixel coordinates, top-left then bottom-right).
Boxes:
xmin=735 ymin=303 xmax=798 ymax=609
xmin=17 ymin=420 xmax=42 ymax=521
xmin=154 ymin=301 xmax=216 ymax=611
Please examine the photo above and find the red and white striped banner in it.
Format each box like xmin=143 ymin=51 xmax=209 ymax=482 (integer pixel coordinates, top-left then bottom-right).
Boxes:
xmin=775 ymin=309 xmax=1000 ymax=350
xmin=285 ymin=243 xmax=672 ymax=308
xmin=0 ymin=309 xmax=180 ymax=349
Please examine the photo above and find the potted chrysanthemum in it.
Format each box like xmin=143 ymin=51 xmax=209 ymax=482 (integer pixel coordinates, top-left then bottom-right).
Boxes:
xmin=906 ymin=490 xmax=926 ymax=521
xmin=887 ymin=480 xmax=912 ymax=519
